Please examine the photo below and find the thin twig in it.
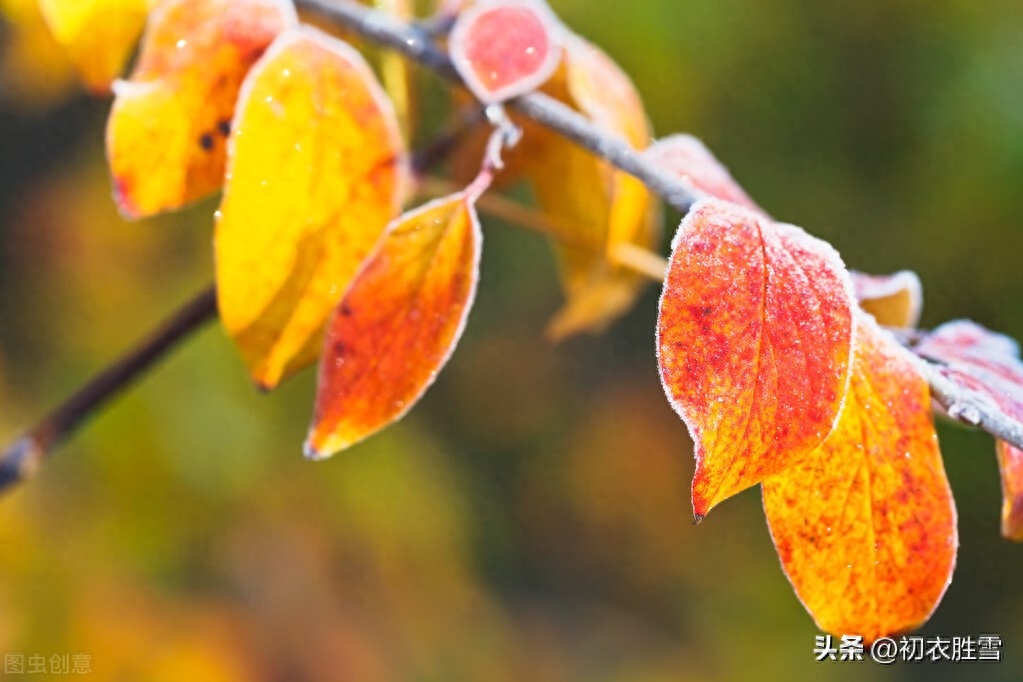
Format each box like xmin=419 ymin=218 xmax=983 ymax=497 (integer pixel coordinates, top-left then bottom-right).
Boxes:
xmin=0 ymin=287 xmax=218 ymax=493
xmin=295 ymin=0 xmax=1023 ymax=452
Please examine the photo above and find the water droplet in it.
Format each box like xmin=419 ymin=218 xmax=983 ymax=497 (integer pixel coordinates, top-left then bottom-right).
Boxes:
xmin=176 ymin=39 xmax=188 ymax=50
xmin=947 ymin=402 xmax=981 ymax=426
xmin=214 ymin=210 xmax=222 ymax=220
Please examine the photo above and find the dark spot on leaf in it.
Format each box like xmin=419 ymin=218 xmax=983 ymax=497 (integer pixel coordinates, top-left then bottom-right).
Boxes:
xmin=218 ymin=120 xmax=231 ymax=137
xmin=199 ymin=133 xmax=215 ymax=151
xmin=341 ymin=305 xmax=353 ymax=317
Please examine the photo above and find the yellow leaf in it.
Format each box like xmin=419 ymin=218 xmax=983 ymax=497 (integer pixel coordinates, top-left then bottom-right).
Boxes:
xmin=38 ymin=0 xmax=150 ymax=93
xmin=530 ymin=34 xmax=659 ymax=339
xmin=850 ymin=269 xmax=923 ymax=329
xmin=106 ymin=0 xmax=296 ymax=218
xmin=215 ymin=26 xmax=408 ymax=389
xmin=763 ymin=313 xmax=957 ymax=642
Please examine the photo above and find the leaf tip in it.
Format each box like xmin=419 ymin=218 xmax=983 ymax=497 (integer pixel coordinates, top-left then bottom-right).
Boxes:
xmin=304 ymin=427 xmax=356 ymax=461
xmin=111 ymin=175 xmax=141 ymax=221
xmin=302 ymin=437 xmax=331 ymax=461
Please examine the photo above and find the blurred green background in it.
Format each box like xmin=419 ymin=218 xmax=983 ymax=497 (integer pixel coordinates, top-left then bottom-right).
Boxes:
xmin=1 ymin=0 xmax=1022 ymax=679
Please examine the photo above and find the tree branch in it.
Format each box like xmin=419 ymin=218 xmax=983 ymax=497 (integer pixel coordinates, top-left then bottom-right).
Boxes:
xmin=296 ymin=0 xmax=1023 ymax=452
xmin=0 ymin=287 xmax=218 ymax=492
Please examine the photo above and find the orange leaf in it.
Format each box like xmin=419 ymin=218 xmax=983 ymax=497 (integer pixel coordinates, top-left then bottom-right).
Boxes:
xmin=106 ymin=0 xmax=296 ymax=218
xmin=215 ymin=26 xmax=407 ymax=390
xmin=656 ymin=199 xmax=855 ymax=518
xmin=997 ymin=442 xmax=1023 ymax=542
xmin=915 ymin=320 xmax=1023 ymax=540
xmin=642 ymin=134 xmax=763 ymax=213
xmin=763 ymin=313 xmax=957 ymax=643
xmin=305 ymin=182 xmax=486 ymax=458
xmin=851 ymin=269 xmax=923 ymax=329
xmin=39 ymin=0 xmax=150 ymax=93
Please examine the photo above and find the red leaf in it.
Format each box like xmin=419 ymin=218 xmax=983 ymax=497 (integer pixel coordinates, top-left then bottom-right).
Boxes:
xmin=657 ymin=199 xmax=856 ymax=518
xmin=764 ymin=312 xmax=957 ymax=643
xmin=449 ymin=0 xmax=563 ymax=104
xmin=915 ymin=320 xmax=1023 ymax=540
xmin=642 ymin=134 xmax=763 ymax=213
xmin=305 ymin=182 xmax=487 ymax=459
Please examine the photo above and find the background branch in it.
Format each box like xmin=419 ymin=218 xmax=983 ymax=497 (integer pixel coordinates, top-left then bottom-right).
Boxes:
xmin=0 ymin=287 xmax=218 ymax=493
xmin=297 ymin=0 xmax=1023 ymax=451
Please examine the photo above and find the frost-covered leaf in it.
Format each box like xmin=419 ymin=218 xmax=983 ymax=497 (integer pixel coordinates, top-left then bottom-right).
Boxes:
xmin=305 ymin=182 xmax=486 ymax=458
xmin=657 ymin=199 xmax=856 ymax=518
xmin=519 ymin=33 xmax=658 ymax=339
xmin=642 ymin=134 xmax=762 ymax=213
xmin=449 ymin=0 xmax=563 ymax=104
xmin=915 ymin=320 xmax=1023 ymax=540
xmin=215 ymin=26 xmax=407 ymax=389
xmin=764 ymin=313 xmax=957 ymax=643
xmin=851 ymin=270 xmax=923 ymax=329
xmin=39 ymin=0 xmax=150 ymax=93
xmin=106 ymin=0 xmax=296 ymax=218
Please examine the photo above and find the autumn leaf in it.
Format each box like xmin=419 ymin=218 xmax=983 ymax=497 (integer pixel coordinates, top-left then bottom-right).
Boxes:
xmin=763 ymin=313 xmax=957 ymax=643
xmin=215 ymin=26 xmax=407 ymax=390
xmin=38 ymin=0 xmax=150 ymax=93
xmin=642 ymin=134 xmax=763 ymax=213
xmin=656 ymin=199 xmax=855 ymax=518
xmin=305 ymin=181 xmax=487 ymax=459
xmin=529 ymin=34 xmax=659 ymax=339
xmin=851 ymin=269 xmax=923 ymax=329
xmin=915 ymin=320 xmax=1023 ymax=540
xmin=106 ymin=0 xmax=297 ymax=218
xmin=997 ymin=443 xmax=1023 ymax=541
xmin=449 ymin=0 xmax=564 ymax=104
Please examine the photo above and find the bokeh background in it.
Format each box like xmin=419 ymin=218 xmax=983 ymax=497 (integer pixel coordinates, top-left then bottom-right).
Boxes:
xmin=2 ymin=0 xmax=1023 ymax=680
